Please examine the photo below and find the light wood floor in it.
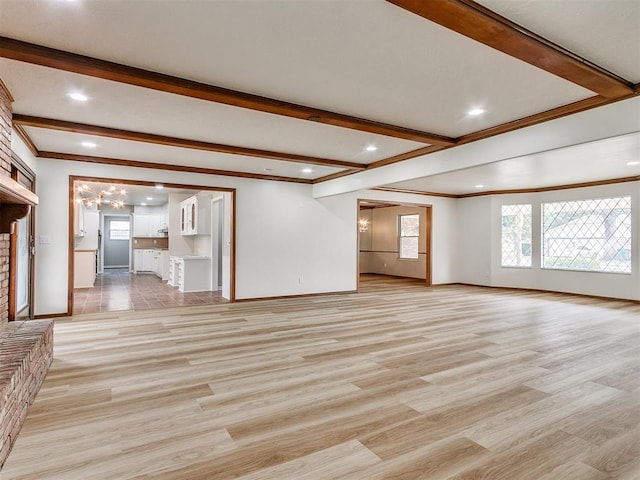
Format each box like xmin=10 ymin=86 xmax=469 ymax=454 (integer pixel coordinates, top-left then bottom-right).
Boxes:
xmin=2 ymin=276 xmax=639 ymax=479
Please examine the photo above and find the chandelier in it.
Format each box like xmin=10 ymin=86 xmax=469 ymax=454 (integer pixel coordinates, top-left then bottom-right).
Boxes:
xmin=358 ymin=218 xmax=369 ymax=233
xmin=77 ymin=184 xmax=127 ymax=208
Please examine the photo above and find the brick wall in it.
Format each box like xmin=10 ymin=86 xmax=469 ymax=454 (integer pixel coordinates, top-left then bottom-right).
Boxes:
xmin=0 ymin=320 xmax=53 ymax=469
xmin=0 ymin=83 xmax=13 ymax=326
xmin=0 ymin=81 xmax=53 ymax=471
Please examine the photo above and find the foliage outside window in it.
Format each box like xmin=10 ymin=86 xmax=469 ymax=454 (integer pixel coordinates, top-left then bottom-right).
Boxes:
xmin=109 ymin=221 xmax=130 ymax=241
xmin=399 ymin=214 xmax=419 ymax=259
xmin=501 ymin=204 xmax=532 ymax=267
xmin=542 ymin=196 xmax=631 ymax=273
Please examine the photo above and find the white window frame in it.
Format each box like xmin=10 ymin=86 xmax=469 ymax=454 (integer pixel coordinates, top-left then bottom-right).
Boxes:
xmin=398 ymin=214 xmax=419 ymax=260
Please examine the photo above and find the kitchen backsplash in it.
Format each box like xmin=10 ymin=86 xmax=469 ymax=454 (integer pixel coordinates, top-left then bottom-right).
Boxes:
xmin=132 ymin=237 xmax=169 ymax=249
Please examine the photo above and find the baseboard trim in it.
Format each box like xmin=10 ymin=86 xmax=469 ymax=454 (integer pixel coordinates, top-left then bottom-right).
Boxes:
xmin=34 ymin=312 xmax=70 ymax=319
xmin=454 ymin=283 xmax=640 ymax=304
xmin=236 ymin=290 xmax=357 ymax=302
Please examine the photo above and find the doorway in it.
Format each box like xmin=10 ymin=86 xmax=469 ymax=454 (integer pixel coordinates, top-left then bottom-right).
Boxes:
xmin=103 ymin=216 xmax=130 ymax=269
xmin=357 ymin=200 xmax=432 ymax=290
xmin=69 ymin=177 xmax=236 ymax=315
xmin=9 ymin=157 xmax=36 ymax=321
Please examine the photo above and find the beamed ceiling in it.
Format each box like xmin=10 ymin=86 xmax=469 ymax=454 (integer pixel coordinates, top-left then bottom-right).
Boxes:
xmin=0 ymin=0 xmax=638 ymax=194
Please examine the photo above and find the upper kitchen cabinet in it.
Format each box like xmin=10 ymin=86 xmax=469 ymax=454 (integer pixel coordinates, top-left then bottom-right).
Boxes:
xmin=132 ymin=206 xmax=168 ymax=237
xmin=180 ymin=194 xmax=210 ymax=236
xmin=74 ymin=200 xmax=86 ymax=237
xmin=132 ymin=213 xmax=149 ymax=237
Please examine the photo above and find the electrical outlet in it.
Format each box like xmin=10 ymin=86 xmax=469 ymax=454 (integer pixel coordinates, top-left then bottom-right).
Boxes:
xmin=298 ymin=276 xmax=304 ymax=284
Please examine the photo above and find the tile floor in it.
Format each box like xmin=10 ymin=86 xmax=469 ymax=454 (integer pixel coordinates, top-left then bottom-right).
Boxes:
xmin=73 ymin=268 xmax=227 ymax=314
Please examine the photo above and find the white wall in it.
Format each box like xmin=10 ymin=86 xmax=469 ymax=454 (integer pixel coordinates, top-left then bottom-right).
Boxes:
xmin=457 ymin=196 xmax=493 ymax=285
xmin=458 ymin=181 xmax=640 ymax=301
xmin=11 ymin=134 xmax=38 ymax=173
xmin=235 ymin=180 xmax=357 ymax=298
xmin=74 ymin=209 xmax=99 ymax=251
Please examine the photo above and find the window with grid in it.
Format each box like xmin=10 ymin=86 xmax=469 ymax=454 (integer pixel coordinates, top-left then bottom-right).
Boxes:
xmin=109 ymin=220 xmax=130 ymax=241
xmin=501 ymin=204 xmax=532 ymax=267
xmin=542 ymin=196 xmax=631 ymax=273
xmin=399 ymin=214 xmax=419 ymax=259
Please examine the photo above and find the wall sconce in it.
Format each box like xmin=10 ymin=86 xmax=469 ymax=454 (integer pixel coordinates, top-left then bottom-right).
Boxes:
xmin=358 ymin=218 xmax=369 ymax=233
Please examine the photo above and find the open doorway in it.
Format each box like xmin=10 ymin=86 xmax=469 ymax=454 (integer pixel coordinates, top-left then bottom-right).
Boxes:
xmin=69 ymin=177 xmax=235 ymax=315
xmin=103 ymin=216 xmax=130 ymax=269
xmin=357 ymin=200 xmax=432 ymax=290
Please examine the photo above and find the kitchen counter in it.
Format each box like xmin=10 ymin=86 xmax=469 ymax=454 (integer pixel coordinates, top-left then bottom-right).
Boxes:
xmin=168 ymin=255 xmax=211 ymax=292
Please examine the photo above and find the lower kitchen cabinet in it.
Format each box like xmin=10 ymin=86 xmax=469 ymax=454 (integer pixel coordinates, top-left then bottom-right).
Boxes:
xmin=134 ymin=249 xmax=169 ymax=280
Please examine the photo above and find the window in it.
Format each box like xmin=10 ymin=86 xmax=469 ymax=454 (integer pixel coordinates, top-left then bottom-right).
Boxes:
xmin=109 ymin=220 xmax=130 ymax=241
xmin=542 ymin=196 xmax=631 ymax=273
xmin=501 ymin=204 xmax=532 ymax=267
xmin=399 ymin=214 xmax=419 ymax=259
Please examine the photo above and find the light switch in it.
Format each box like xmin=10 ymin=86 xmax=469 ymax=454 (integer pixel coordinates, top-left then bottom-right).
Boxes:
xmin=38 ymin=235 xmax=51 ymax=245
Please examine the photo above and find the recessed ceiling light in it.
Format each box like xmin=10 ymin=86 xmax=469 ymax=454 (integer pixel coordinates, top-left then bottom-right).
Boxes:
xmin=301 ymin=167 xmax=313 ymax=174
xmin=365 ymin=145 xmax=378 ymax=152
xmin=146 ymin=197 xmax=153 ymax=200
xmin=468 ymin=108 xmax=485 ymax=116
xmin=68 ymin=92 xmax=88 ymax=102
xmin=140 ymin=202 xmax=147 ymax=206
xmin=475 ymin=184 xmax=485 ymax=188
xmin=81 ymin=141 xmax=96 ymax=148
xmin=626 ymin=161 xmax=640 ymax=166
xmin=155 ymin=184 xmax=164 ymax=189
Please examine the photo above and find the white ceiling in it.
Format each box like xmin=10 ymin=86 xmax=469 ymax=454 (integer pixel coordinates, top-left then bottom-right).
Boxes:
xmin=385 ymin=132 xmax=640 ymax=195
xmin=1 ymin=0 xmax=638 ymax=194
xmin=0 ymin=59 xmax=423 ymax=164
xmin=478 ymin=0 xmax=640 ymax=83
xmin=26 ymin=127 xmax=344 ymax=180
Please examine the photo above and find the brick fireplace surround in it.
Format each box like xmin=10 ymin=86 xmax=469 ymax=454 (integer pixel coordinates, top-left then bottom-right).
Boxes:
xmin=0 ymin=81 xmax=53 ymax=469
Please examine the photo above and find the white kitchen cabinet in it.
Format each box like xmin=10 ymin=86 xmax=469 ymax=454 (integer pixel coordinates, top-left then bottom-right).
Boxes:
xmin=152 ymin=250 xmax=170 ymax=280
xmin=74 ymin=201 xmax=86 ymax=237
xmin=134 ymin=249 xmax=158 ymax=272
xmin=145 ymin=249 xmax=157 ymax=272
xmin=133 ymin=213 xmax=168 ymax=237
xmin=133 ymin=250 xmax=142 ymax=271
xmin=180 ymin=195 xmax=209 ymax=236
xmin=149 ymin=214 xmax=166 ymax=237
xmin=133 ymin=214 xmax=150 ymax=237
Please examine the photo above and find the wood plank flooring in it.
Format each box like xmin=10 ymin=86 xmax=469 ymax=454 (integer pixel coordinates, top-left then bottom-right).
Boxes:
xmin=1 ymin=276 xmax=639 ymax=479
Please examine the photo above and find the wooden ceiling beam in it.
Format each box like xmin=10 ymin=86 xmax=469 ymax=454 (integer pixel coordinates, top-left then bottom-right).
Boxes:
xmin=0 ymin=36 xmax=453 ymax=146
xmin=387 ymin=0 xmax=634 ymax=98
xmin=39 ymin=152 xmax=312 ymax=184
xmin=13 ymin=114 xmax=362 ymax=170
